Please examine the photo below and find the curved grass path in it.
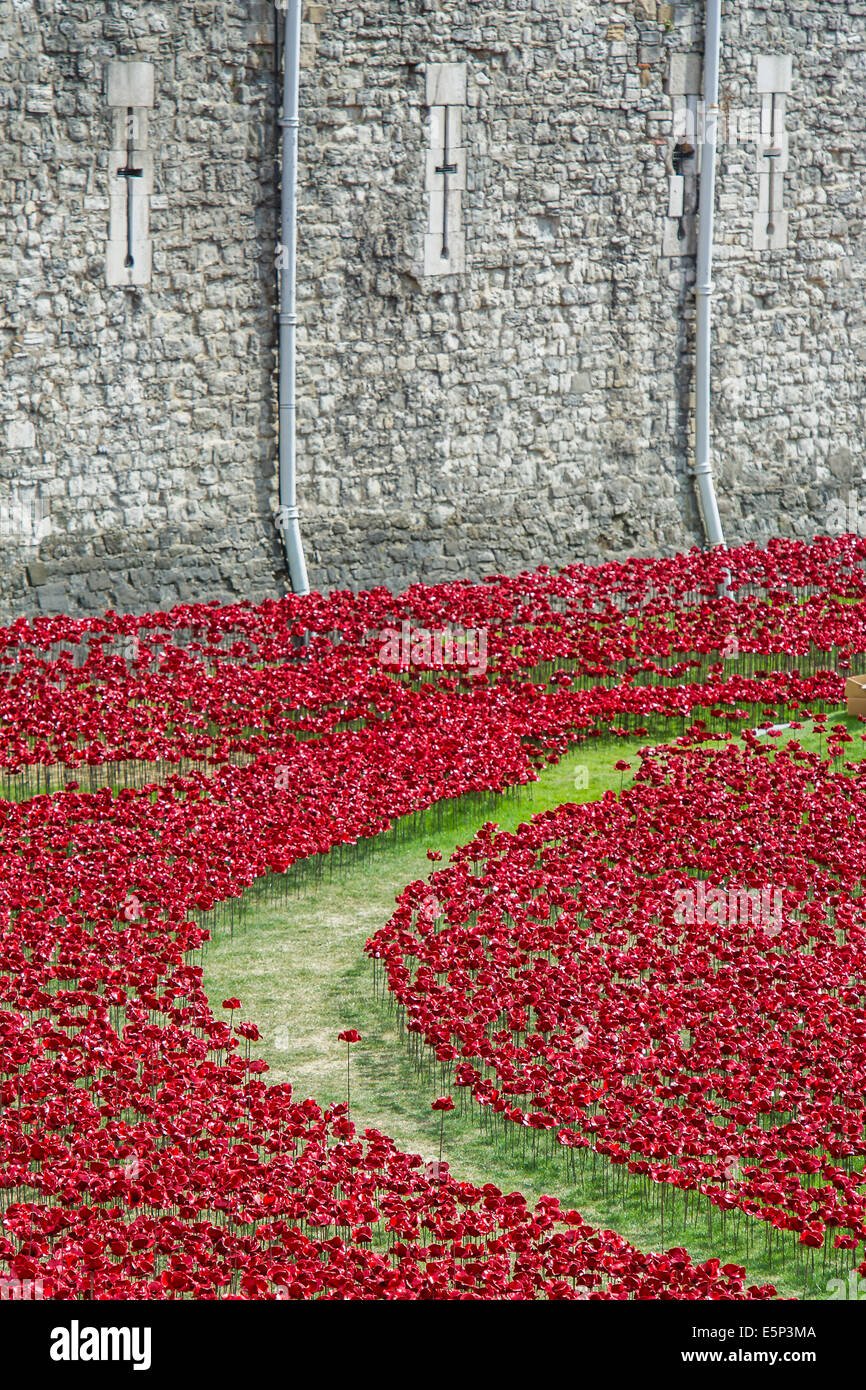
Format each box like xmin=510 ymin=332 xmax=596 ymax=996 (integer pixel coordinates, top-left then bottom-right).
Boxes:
xmin=202 ymin=720 xmax=864 ymax=1300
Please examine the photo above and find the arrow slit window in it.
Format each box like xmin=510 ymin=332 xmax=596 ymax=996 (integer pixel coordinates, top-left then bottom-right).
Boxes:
xmin=664 ymin=52 xmax=702 ymax=259
xmin=754 ymin=56 xmax=792 ymax=252
xmin=424 ymin=64 xmax=467 ymax=276
xmin=106 ymin=62 xmax=154 ymax=287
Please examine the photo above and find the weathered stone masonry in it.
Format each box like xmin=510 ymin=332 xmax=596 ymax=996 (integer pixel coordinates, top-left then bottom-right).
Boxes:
xmin=0 ymin=0 xmax=864 ymax=620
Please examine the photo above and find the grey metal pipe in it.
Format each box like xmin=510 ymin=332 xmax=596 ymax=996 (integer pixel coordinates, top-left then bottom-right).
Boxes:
xmin=276 ymin=0 xmax=310 ymax=596
xmin=694 ymin=0 xmax=728 ymax=584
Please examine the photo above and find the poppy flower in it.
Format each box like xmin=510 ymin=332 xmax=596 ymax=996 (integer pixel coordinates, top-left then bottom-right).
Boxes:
xmin=2 ymin=532 xmax=864 ymax=1299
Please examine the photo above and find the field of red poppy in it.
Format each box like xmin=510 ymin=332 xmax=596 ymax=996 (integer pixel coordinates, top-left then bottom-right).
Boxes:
xmin=3 ymin=536 xmax=866 ymax=1299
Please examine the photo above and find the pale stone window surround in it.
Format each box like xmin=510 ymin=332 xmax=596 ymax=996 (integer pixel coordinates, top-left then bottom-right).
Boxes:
xmin=423 ymin=63 xmax=467 ymax=276
xmin=753 ymin=56 xmax=792 ymax=252
xmin=106 ymin=62 xmax=154 ymax=287
xmin=664 ymin=52 xmax=702 ymax=258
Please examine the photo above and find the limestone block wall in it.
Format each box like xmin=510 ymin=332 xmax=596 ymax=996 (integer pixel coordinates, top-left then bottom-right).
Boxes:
xmin=0 ymin=0 xmax=283 ymax=619
xmin=0 ymin=0 xmax=863 ymax=619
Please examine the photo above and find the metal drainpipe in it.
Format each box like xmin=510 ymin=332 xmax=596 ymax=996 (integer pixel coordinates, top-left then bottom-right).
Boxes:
xmin=693 ymin=0 xmax=730 ymax=592
xmin=276 ymin=0 xmax=310 ymax=596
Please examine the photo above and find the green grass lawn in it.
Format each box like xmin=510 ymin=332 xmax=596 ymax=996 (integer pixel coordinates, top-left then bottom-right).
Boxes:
xmin=201 ymin=728 xmax=866 ymax=1299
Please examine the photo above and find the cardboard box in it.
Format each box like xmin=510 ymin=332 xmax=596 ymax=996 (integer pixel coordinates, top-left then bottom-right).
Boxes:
xmin=845 ymin=674 xmax=866 ymax=717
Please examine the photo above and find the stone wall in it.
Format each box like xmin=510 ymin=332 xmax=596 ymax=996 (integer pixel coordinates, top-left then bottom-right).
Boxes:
xmin=0 ymin=0 xmax=864 ymax=620
xmin=0 ymin=0 xmax=283 ymax=620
